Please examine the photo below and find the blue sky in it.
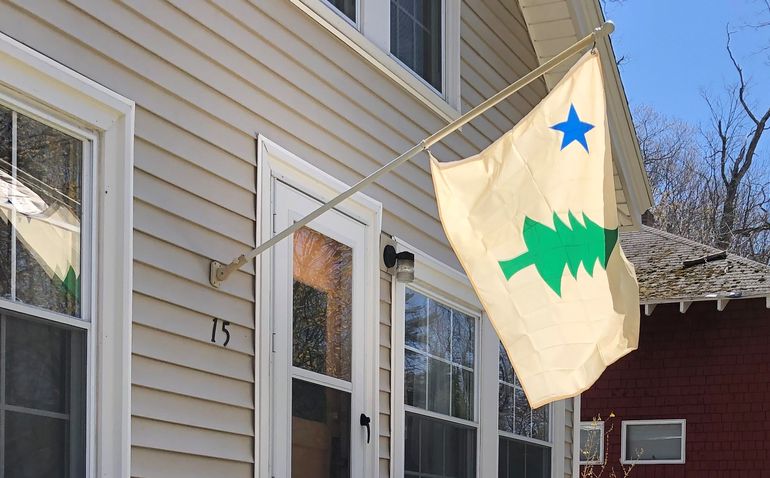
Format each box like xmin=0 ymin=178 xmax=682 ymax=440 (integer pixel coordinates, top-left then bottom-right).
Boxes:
xmin=603 ymin=0 xmax=770 ymax=126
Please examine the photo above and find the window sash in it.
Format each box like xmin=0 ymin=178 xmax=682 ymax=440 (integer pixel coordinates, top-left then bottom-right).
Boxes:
xmin=0 ymin=93 xmax=93 ymax=324
xmin=621 ymin=420 xmax=686 ymax=464
xmin=403 ymin=286 xmax=479 ymax=422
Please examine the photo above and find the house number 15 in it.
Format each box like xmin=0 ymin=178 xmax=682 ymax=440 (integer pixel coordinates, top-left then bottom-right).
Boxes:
xmin=211 ymin=318 xmax=231 ymax=347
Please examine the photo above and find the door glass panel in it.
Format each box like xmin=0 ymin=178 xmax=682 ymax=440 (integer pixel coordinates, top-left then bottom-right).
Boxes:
xmin=292 ymin=226 xmax=352 ymax=381
xmin=292 ymin=378 xmax=351 ymax=478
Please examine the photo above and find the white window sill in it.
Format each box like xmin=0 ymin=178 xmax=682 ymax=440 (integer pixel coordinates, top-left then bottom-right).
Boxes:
xmin=287 ymin=0 xmax=461 ymax=122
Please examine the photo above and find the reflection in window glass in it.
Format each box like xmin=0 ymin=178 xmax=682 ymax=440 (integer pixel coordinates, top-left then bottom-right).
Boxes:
xmin=498 ymin=343 xmax=549 ymax=441
xmin=293 ymin=226 xmax=352 ymax=381
xmin=579 ymin=422 xmax=604 ymax=464
xmin=327 ymin=0 xmax=356 ymax=22
xmin=404 ymin=288 xmax=475 ymax=420
xmin=0 ymin=105 xmax=83 ymax=318
xmin=390 ymin=0 xmax=442 ymax=91
xmin=2 ymin=313 xmax=86 ymax=477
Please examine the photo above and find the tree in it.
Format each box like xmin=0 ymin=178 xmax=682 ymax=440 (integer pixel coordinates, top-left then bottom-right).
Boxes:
xmin=634 ymin=32 xmax=770 ymax=264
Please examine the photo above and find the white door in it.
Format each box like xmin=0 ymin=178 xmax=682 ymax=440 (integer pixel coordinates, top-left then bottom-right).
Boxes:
xmin=271 ymin=180 xmax=368 ymax=478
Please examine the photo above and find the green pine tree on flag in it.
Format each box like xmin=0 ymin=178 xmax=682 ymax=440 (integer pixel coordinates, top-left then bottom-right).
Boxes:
xmin=498 ymin=211 xmax=619 ymax=296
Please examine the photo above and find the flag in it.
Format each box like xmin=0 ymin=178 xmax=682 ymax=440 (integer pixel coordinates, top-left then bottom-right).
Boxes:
xmin=430 ymin=51 xmax=640 ymax=408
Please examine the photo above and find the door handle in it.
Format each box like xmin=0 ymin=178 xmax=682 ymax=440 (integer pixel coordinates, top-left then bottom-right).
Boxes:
xmin=360 ymin=413 xmax=371 ymax=444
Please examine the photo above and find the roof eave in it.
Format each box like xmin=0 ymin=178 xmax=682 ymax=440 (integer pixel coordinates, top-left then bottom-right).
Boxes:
xmin=565 ymin=0 xmax=654 ymax=223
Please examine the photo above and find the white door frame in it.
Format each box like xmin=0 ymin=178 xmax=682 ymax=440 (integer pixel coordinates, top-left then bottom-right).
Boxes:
xmin=255 ymin=136 xmax=382 ymax=478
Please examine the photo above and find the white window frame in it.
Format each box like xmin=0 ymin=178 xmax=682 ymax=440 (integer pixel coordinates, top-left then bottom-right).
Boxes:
xmin=621 ymin=419 xmax=686 ymax=465
xmin=254 ymin=136 xmax=382 ymax=478
xmin=0 ymin=32 xmax=134 ymax=477
xmin=392 ymin=239 xmax=566 ymax=477
xmin=578 ymin=421 xmax=605 ymax=466
xmin=287 ymin=0 xmax=462 ymax=122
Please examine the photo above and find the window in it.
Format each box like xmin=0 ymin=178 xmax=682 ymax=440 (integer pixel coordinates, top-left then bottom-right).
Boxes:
xmin=579 ymin=421 xmax=605 ymax=465
xmin=0 ymin=101 xmax=89 ymax=477
xmin=0 ymin=31 xmax=134 ymax=476
xmin=291 ymin=0 xmax=461 ymax=119
xmin=621 ymin=420 xmax=686 ymax=464
xmin=498 ymin=344 xmax=551 ymax=478
xmin=403 ymin=288 xmax=477 ymax=477
xmin=390 ymin=0 xmax=442 ymax=92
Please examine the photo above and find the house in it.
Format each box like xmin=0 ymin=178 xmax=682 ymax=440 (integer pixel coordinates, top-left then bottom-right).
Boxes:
xmin=580 ymin=226 xmax=770 ymax=476
xmin=0 ymin=1 xmax=650 ymax=477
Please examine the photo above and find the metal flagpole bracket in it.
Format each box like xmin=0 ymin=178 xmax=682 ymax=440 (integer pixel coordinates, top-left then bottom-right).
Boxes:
xmin=208 ymin=21 xmax=616 ymax=288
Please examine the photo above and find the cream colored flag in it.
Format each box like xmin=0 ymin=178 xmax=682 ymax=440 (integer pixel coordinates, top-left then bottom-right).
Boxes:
xmin=430 ymin=51 xmax=640 ymax=408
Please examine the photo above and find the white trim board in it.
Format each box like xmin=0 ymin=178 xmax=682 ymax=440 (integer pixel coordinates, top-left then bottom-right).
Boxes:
xmin=0 ymin=31 xmax=134 ymax=477
xmin=254 ymin=135 xmax=382 ymax=478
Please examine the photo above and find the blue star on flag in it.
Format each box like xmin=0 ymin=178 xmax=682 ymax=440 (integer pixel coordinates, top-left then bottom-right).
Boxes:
xmin=550 ymin=104 xmax=594 ymax=152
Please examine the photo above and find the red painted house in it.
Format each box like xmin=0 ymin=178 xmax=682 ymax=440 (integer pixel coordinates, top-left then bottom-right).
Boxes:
xmin=580 ymin=226 xmax=770 ymax=476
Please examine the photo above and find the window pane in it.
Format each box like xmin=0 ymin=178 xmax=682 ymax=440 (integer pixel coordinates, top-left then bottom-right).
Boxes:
xmin=427 ymin=357 xmax=450 ymax=415
xmin=2 ymin=314 xmax=86 ymax=478
xmin=531 ymin=405 xmax=548 ymax=441
xmin=0 ymin=106 xmax=11 ymax=300
xmin=514 ymin=386 xmax=533 ymax=437
xmin=625 ymin=423 xmax=683 ymax=461
xmin=499 ymin=342 xmax=549 ymax=441
xmin=5 ymin=412 xmax=66 ymax=478
xmin=498 ymin=437 xmax=551 ymax=478
xmin=579 ymin=424 xmax=603 ymax=463
xmin=451 ymin=366 xmax=473 ymax=420
xmin=5 ymin=317 xmax=68 ymax=412
xmin=405 ymin=292 xmax=476 ymax=420
xmin=390 ymin=0 xmax=442 ymax=91
xmin=498 ymin=383 xmax=515 ymax=433
xmin=404 ymin=349 xmax=427 ymax=408
xmin=427 ymin=299 xmax=450 ymax=359
xmin=14 ymin=113 xmax=82 ymax=317
xmin=327 ymin=0 xmax=356 ymax=22
xmin=499 ymin=343 xmax=514 ymax=384
xmin=291 ymin=379 xmax=351 ymax=478
xmin=292 ymin=227 xmax=352 ymax=381
xmin=452 ymin=311 xmax=474 ymax=368
xmin=405 ymin=412 xmax=476 ymax=477
xmin=405 ymin=288 xmax=426 ymax=350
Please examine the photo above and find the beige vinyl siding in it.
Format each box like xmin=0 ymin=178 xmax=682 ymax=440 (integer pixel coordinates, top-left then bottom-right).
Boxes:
xmin=0 ymin=0 xmax=547 ymax=476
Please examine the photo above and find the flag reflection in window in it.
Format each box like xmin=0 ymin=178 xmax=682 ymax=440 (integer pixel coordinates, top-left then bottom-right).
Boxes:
xmin=0 ymin=105 xmax=83 ymax=318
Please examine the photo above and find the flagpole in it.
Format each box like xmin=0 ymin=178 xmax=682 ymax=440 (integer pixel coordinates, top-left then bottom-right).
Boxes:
xmin=209 ymin=21 xmax=615 ymax=287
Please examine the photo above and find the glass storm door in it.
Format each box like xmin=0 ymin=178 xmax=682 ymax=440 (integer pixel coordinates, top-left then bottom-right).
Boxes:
xmin=271 ymin=181 xmax=366 ymax=478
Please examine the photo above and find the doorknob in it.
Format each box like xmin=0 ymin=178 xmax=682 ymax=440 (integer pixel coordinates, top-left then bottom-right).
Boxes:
xmin=360 ymin=413 xmax=371 ymax=444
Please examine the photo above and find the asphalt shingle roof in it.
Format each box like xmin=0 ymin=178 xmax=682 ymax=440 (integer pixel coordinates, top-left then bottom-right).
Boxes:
xmin=620 ymin=226 xmax=770 ymax=303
